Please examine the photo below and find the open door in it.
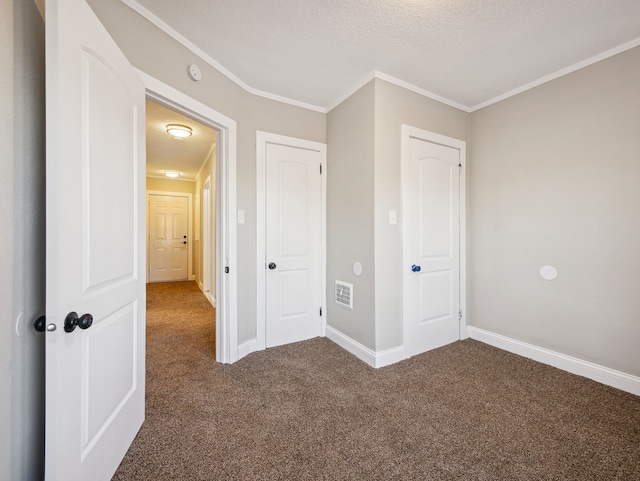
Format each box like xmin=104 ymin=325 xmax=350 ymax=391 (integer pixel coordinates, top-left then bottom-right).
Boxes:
xmin=45 ymin=0 xmax=146 ymax=479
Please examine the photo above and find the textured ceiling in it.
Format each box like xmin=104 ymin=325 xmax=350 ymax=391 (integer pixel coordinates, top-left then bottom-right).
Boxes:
xmin=127 ymin=0 xmax=640 ymax=112
xmin=146 ymin=99 xmax=216 ymax=181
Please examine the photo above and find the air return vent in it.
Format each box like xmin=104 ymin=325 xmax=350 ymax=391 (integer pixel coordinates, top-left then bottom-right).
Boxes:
xmin=335 ymin=281 xmax=353 ymax=309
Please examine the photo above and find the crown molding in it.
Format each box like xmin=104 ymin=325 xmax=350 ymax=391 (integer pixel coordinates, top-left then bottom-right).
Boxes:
xmin=470 ymin=36 xmax=640 ymax=112
xmin=121 ymin=0 xmax=326 ymax=113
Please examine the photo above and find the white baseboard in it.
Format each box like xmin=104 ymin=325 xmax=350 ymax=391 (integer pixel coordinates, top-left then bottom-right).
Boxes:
xmin=203 ymin=292 xmax=215 ymax=308
xmin=325 ymin=325 xmax=404 ymax=368
xmin=468 ymin=326 xmax=640 ymax=397
xmin=237 ymin=337 xmax=257 ymax=361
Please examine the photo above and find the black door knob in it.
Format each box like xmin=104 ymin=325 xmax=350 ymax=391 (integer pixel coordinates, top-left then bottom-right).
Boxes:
xmin=268 ymin=262 xmax=277 ymax=270
xmin=64 ymin=312 xmax=94 ymax=333
xmin=34 ymin=316 xmax=46 ymax=332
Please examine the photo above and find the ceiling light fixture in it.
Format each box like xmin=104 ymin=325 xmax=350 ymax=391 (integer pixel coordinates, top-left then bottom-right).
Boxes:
xmin=166 ymin=124 xmax=192 ymax=138
xmin=164 ymin=170 xmax=181 ymax=178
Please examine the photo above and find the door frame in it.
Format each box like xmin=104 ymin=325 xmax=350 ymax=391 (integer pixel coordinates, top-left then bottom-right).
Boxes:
xmin=138 ymin=70 xmax=238 ymax=363
xmin=255 ymin=131 xmax=327 ymax=353
xmin=201 ymin=177 xmax=214 ymax=307
xmin=400 ymin=124 xmax=468 ymax=351
xmin=146 ymin=191 xmax=193 ymax=283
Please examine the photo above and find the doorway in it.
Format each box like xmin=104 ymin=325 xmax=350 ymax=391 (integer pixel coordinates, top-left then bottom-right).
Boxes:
xmin=145 ymin=97 xmax=215 ymax=291
xmin=139 ymin=71 xmax=238 ymax=364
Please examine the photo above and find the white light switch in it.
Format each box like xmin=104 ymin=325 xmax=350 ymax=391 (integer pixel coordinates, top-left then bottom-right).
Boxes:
xmin=389 ymin=210 xmax=397 ymax=225
xmin=237 ymin=210 xmax=245 ymax=224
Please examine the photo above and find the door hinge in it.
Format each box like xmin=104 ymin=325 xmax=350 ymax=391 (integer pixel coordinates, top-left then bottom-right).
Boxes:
xmin=458 ymin=309 xmax=463 ymax=320
xmin=320 ymin=164 xmax=322 ymax=175
xmin=319 ymin=307 xmax=322 ymax=316
xmin=458 ymin=163 xmax=462 ymax=172
xmin=225 ymin=266 xmax=229 ymax=274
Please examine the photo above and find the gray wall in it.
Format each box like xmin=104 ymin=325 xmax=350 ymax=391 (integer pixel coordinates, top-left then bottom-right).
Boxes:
xmin=326 ymin=81 xmax=376 ymax=349
xmin=87 ymin=0 xmax=326 ymax=343
xmin=373 ymin=79 xmax=468 ymax=351
xmin=469 ymin=46 xmax=640 ymax=376
xmin=0 ymin=1 xmax=13 ymax=473
xmin=0 ymin=0 xmax=46 ymax=479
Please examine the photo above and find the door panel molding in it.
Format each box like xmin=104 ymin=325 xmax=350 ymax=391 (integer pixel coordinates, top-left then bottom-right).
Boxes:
xmin=256 ymin=131 xmax=327 ymax=353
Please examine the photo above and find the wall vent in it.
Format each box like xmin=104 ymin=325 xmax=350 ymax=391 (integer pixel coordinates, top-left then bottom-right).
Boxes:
xmin=335 ymin=281 xmax=353 ymax=309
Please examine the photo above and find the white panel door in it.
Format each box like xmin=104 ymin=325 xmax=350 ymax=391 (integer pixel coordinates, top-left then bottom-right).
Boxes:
xmin=265 ymin=143 xmax=322 ymax=347
xmin=45 ymin=0 xmax=145 ymax=479
xmin=148 ymin=194 xmax=189 ymax=282
xmin=402 ymin=127 xmax=463 ymax=359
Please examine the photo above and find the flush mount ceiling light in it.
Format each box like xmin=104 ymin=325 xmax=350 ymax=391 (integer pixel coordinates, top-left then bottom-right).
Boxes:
xmin=166 ymin=124 xmax=192 ymax=138
xmin=163 ymin=170 xmax=181 ymax=178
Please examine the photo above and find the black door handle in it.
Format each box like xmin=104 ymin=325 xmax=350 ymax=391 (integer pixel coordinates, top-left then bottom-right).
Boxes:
xmin=268 ymin=262 xmax=277 ymax=270
xmin=64 ymin=312 xmax=94 ymax=333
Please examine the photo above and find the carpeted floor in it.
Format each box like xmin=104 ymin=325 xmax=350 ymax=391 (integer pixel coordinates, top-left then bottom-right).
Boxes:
xmin=112 ymin=281 xmax=640 ymax=480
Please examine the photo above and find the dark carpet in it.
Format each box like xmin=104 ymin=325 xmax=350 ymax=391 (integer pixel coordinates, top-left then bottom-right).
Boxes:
xmin=112 ymin=281 xmax=640 ymax=480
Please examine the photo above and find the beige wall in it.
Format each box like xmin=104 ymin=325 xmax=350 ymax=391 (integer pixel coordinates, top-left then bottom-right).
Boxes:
xmin=87 ymin=0 xmax=326 ymax=344
xmin=469 ymin=46 xmax=640 ymax=376
xmin=373 ymin=79 xmax=468 ymax=350
xmin=146 ymin=176 xmax=195 ymax=194
xmin=1 ymin=0 xmax=46 ymax=479
xmin=326 ymin=81 xmax=376 ymax=349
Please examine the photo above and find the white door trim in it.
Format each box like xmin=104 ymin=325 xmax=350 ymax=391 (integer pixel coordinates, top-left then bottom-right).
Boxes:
xmin=401 ymin=125 xmax=468 ymax=351
xmin=256 ymin=131 xmax=327 ymax=352
xmin=146 ymin=190 xmax=193 ymax=283
xmin=137 ymin=70 xmax=238 ymax=363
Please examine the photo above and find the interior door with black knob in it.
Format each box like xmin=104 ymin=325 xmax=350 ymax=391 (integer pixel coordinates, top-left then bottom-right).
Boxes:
xmin=45 ymin=0 xmax=146 ymax=478
xmin=148 ymin=193 xmax=189 ymax=282
xmin=264 ymin=137 xmax=323 ymax=348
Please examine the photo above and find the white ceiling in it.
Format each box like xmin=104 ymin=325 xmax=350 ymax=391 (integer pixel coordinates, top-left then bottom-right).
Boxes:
xmin=146 ymin=99 xmax=216 ymax=181
xmin=127 ymin=0 xmax=640 ymax=112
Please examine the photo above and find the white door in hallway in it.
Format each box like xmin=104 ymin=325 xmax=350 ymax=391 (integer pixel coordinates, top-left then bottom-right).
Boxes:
xmin=402 ymin=126 xmax=465 ymax=359
xmin=45 ymin=0 xmax=145 ymax=479
xmin=261 ymin=135 xmax=324 ymax=348
xmin=148 ymin=194 xmax=189 ymax=282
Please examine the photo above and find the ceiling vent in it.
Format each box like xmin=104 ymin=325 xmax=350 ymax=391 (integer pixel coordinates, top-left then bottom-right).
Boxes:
xmin=335 ymin=281 xmax=353 ymax=309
